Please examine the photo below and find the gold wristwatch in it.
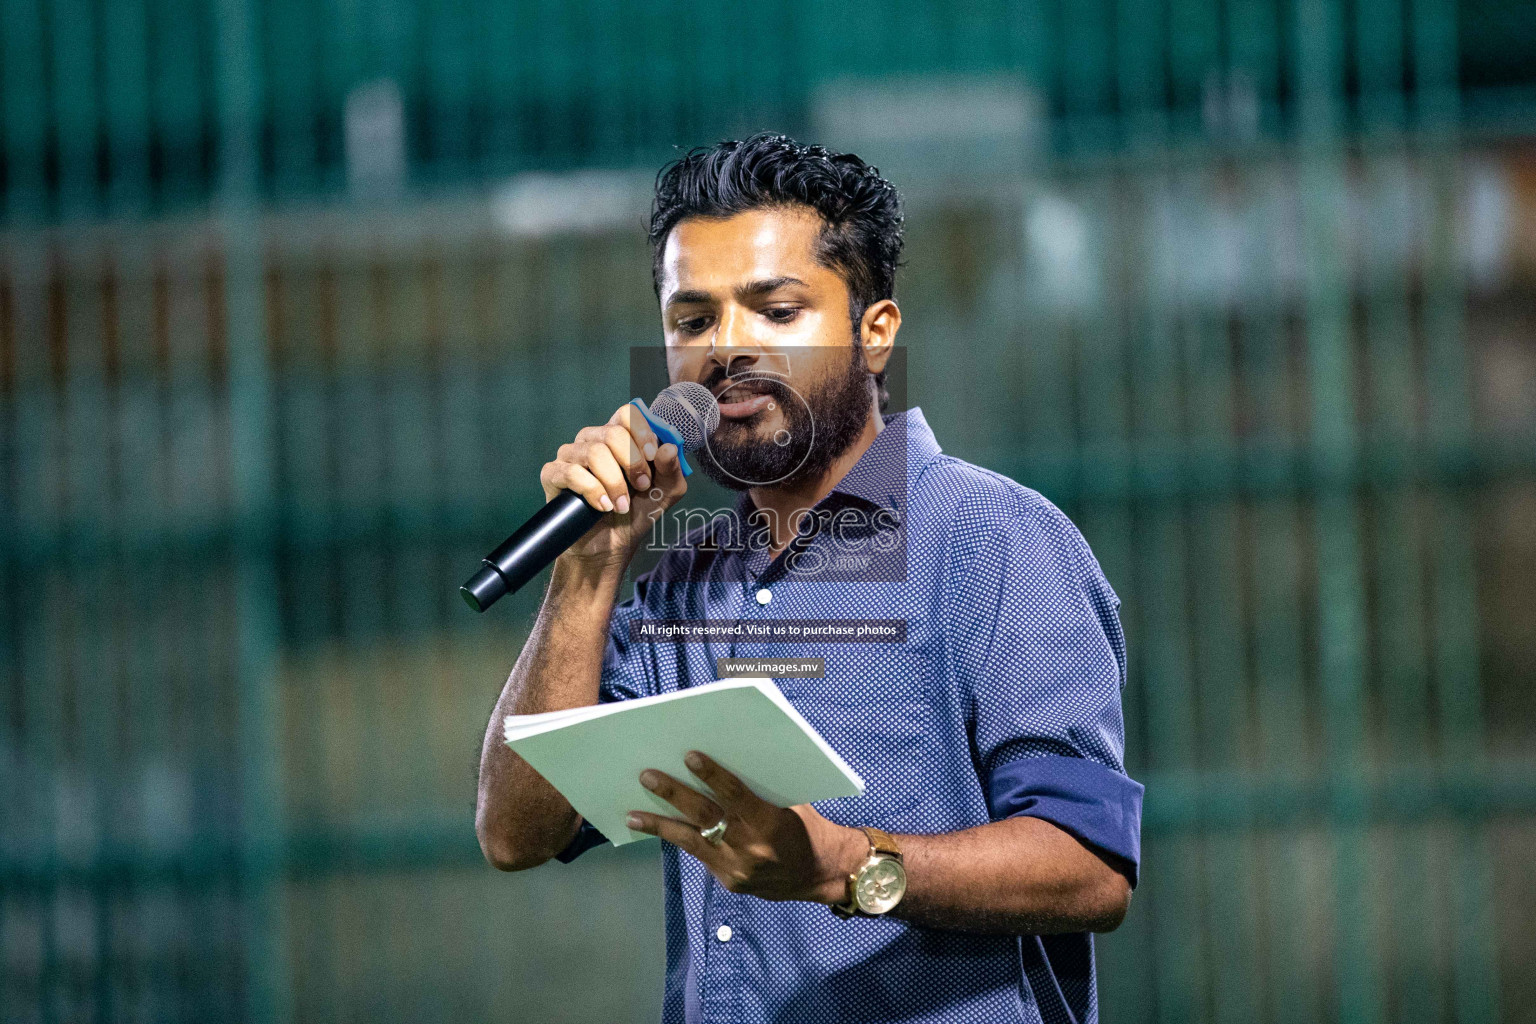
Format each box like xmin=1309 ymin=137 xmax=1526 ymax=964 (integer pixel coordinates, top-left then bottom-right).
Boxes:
xmin=829 ymin=826 xmax=907 ymax=918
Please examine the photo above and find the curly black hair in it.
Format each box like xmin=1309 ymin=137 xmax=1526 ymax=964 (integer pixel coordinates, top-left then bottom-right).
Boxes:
xmin=648 ymin=132 xmax=905 ymax=411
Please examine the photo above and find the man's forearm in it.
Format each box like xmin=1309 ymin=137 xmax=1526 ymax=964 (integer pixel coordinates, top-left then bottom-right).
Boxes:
xmin=475 ymin=554 xmax=627 ymax=870
xmin=880 ymin=816 xmax=1132 ymax=935
xmin=625 ymin=755 xmax=1132 ymax=934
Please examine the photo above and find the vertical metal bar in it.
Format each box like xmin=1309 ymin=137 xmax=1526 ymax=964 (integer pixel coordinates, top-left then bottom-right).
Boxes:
xmin=95 ymin=256 xmax=128 ymax=1022
xmin=330 ymin=231 xmax=384 ymax=1012
xmin=159 ymin=228 xmax=219 ymax=1020
xmin=0 ymin=230 xmax=11 ymax=1009
xmin=51 ymin=77 xmax=114 ymax=1024
xmin=135 ymin=234 xmax=187 ymax=1024
xmin=1019 ymin=263 xmax=1074 ymax=481
xmin=423 ymin=0 xmax=471 ymax=178
xmin=1073 ymin=169 xmax=1148 ymax=1024
xmin=1227 ymin=0 xmax=1279 ymax=133
xmin=1 ymin=0 xmax=49 ymax=222
xmin=1135 ymin=168 xmax=1208 ymax=1024
xmin=1359 ymin=6 xmax=1441 ymax=1011
xmin=1366 ymin=200 xmax=1443 ymax=1024
xmin=1183 ymin=162 xmax=1261 ymax=1024
xmin=1249 ymin=498 xmax=1312 ymax=1024
xmin=434 ymin=234 xmax=481 ymax=806
xmin=478 ymin=0 xmax=522 ymax=174
xmin=369 ymin=0 xmax=417 ymax=152
xmin=1356 ymin=0 xmax=1406 ymax=132
xmin=648 ymin=0 xmax=682 ymax=159
xmin=150 ymin=0 xmax=208 ymax=206
xmin=533 ymin=0 xmax=572 ymax=161
xmin=382 ymin=250 xmax=434 ymax=810
xmin=442 ymin=232 xmax=489 ymax=540
xmin=110 ymin=229 xmax=170 ymax=1022
xmin=1168 ymin=0 xmax=1219 ymax=122
xmin=214 ymin=0 xmax=290 ymax=1021
xmin=321 ymin=243 xmax=350 ymax=1023
xmin=1411 ymin=1 xmax=1498 ymax=1020
xmin=423 ymin=241 xmax=457 ymax=723
xmin=1039 ymin=0 xmax=1064 ymax=152
xmin=322 ymin=0 xmax=365 ymax=194
xmin=542 ymin=236 xmax=593 ymax=449
xmin=49 ymin=0 xmax=99 ymax=218
xmin=101 ymin=0 xmax=152 ymax=215
xmin=266 ymin=230 xmax=329 ymax=1024
xmin=760 ymin=0 xmax=802 ymax=136
xmin=0 ymin=312 xmax=15 ymax=1015
xmin=387 ymin=249 xmax=438 ymax=997
xmin=272 ymin=243 xmax=331 ymax=588
xmin=485 ymin=239 xmax=540 ymax=601
xmin=1073 ymin=171 xmax=1132 ymax=622
xmin=689 ymin=1 xmax=729 ymax=147
xmin=5 ymin=229 xmax=63 ymax=1023
xmin=1010 ymin=0 xmax=1051 ymax=107
xmin=1116 ymin=0 xmax=1168 ymax=145
xmin=268 ymin=0 xmax=319 ymax=198
xmin=1060 ymin=0 xmax=1111 ymax=149
xmin=1295 ymin=0 xmax=1380 ymax=1020
xmin=1146 ymin=12 xmax=1210 ymax=1021
xmin=1226 ymin=146 xmax=1313 ymax=1024
xmin=59 ymin=233 xmax=119 ymax=1022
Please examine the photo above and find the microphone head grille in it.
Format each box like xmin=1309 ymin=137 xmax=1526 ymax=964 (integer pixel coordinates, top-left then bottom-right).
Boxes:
xmin=649 ymin=381 xmax=720 ymax=451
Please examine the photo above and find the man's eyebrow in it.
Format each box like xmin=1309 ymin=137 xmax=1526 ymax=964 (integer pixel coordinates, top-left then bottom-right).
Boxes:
xmin=738 ymin=276 xmax=807 ymax=297
xmin=664 ymin=289 xmax=714 ymax=308
xmin=665 ymin=276 xmax=808 ymax=309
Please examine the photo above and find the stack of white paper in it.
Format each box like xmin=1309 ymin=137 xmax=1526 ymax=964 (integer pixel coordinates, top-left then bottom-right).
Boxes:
xmin=504 ymin=678 xmax=865 ymax=847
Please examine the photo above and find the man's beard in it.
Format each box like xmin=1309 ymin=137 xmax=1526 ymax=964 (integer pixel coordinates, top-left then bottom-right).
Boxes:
xmin=696 ymin=344 xmax=874 ymax=492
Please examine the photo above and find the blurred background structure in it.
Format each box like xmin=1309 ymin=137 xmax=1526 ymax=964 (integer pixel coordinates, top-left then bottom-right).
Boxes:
xmin=3 ymin=0 xmax=1536 ymax=1021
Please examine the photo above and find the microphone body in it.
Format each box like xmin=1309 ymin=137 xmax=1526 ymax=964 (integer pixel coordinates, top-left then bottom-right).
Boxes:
xmin=460 ymin=491 xmax=604 ymax=611
xmin=461 ymin=383 xmax=720 ymax=612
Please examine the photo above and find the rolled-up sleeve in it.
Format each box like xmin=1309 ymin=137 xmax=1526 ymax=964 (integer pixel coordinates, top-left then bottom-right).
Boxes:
xmin=941 ymin=487 xmax=1143 ymax=886
xmin=553 ymin=570 xmax=658 ymax=864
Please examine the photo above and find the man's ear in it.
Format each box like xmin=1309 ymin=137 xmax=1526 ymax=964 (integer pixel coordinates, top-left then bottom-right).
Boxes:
xmin=858 ymin=298 xmax=901 ymax=374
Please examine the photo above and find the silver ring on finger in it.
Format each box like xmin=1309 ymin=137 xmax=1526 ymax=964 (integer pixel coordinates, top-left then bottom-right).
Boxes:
xmin=699 ymin=817 xmax=728 ymax=846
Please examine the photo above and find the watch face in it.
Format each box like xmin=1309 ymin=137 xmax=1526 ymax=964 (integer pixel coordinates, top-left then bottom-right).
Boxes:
xmin=854 ymin=857 xmax=907 ymax=914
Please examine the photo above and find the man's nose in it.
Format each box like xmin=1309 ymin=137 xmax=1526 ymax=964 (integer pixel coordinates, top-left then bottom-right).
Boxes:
xmin=714 ymin=305 xmax=753 ymax=348
xmin=711 ymin=308 xmax=763 ymax=375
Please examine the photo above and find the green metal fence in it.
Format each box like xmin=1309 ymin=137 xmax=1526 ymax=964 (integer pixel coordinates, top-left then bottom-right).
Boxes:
xmin=4 ymin=1 xmax=1536 ymax=1022
xmin=2 ymin=0 xmax=1536 ymax=219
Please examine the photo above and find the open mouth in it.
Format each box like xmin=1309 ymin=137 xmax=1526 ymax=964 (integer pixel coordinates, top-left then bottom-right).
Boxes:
xmin=713 ymin=377 xmax=785 ymax=421
xmin=718 ymin=392 xmax=775 ymax=419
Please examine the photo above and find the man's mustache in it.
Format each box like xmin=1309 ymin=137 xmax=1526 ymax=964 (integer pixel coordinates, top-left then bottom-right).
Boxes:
xmin=709 ymin=373 xmax=794 ymax=404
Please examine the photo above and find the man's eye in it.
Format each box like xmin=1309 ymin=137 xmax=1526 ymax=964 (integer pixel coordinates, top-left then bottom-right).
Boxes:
xmin=765 ymin=308 xmax=800 ymax=323
xmin=678 ymin=317 xmax=711 ymax=334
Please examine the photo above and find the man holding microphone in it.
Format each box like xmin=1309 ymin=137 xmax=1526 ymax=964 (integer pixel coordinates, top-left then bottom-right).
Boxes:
xmin=476 ymin=133 xmax=1142 ymax=1024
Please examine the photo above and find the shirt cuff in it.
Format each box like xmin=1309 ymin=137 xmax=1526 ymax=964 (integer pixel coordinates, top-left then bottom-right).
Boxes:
xmin=986 ymin=754 xmax=1144 ymax=888
xmin=554 ymin=817 xmax=610 ymax=864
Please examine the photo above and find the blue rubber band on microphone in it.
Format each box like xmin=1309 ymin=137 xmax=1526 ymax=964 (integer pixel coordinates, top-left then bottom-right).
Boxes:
xmin=629 ymin=397 xmax=695 ymax=477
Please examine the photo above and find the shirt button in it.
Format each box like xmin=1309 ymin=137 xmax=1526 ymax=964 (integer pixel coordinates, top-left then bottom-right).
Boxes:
xmin=755 ymin=588 xmax=772 ymax=605
xmin=716 ymin=924 xmax=733 ymax=942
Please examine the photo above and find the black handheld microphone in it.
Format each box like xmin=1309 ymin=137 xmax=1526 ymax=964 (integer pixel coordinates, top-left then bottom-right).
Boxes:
xmin=460 ymin=381 xmax=721 ymax=612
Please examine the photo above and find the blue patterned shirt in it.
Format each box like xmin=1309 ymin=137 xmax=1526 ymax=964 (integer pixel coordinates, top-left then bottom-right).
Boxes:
xmin=555 ymin=406 xmax=1143 ymax=1024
